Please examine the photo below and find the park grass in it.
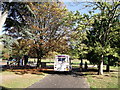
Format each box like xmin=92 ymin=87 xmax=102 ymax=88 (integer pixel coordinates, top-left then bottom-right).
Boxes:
xmin=103 ymin=65 xmax=118 ymax=70
xmin=109 ymin=66 xmax=118 ymax=71
xmin=28 ymin=58 xmax=87 ymax=68
xmin=29 ymin=58 xmax=54 ymax=63
xmin=71 ymin=59 xmax=90 ymax=64
xmin=86 ymin=73 xmax=118 ymax=88
xmin=85 ymin=66 xmax=119 ymax=88
xmin=0 ymin=71 xmax=47 ymax=88
xmin=29 ymin=58 xmax=90 ymax=64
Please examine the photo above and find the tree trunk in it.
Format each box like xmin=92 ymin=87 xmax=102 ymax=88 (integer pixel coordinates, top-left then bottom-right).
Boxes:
xmin=36 ymin=54 xmax=42 ymax=68
xmin=106 ymin=55 xmax=110 ymax=72
xmin=18 ymin=60 xmax=20 ymax=66
xmin=24 ymin=55 xmax=28 ymax=66
xmin=36 ymin=49 xmax=41 ymax=68
xmin=79 ymin=57 xmax=83 ymax=71
xmin=36 ymin=57 xmax=40 ymax=68
xmin=36 ymin=55 xmax=42 ymax=68
xmin=98 ymin=55 xmax=104 ymax=75
xmin=36 ymin=47 xmax=43 ymax=68
xmin=84 ymin=62 xmax=88 ymax=71
xmin=81 ymin=58 xmax=83 ymax=69
xmin=17 ymin=57 xmax=20 ymax=66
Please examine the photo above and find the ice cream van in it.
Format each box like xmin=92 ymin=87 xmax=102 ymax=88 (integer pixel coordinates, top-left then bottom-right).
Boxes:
xmin=54 ymin=55 xmax=72 ymax=72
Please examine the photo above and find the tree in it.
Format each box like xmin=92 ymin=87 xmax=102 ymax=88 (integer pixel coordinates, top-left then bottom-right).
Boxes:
xmin=2 ymin=2 xmax=34 ymax=38
xmin=11 ymin=39 xmax=33 ymax=65
xmin=1 ymin=35 xmax=15 ymax=59
xmin=23 ymin=2 xmax=71 ymax=67
xmin=86 ymin=1 xmax=120 ymax=74
xmin=1 ymin=2 xmax=35 ymax=62
xmin=1 ymin=1 xmax=71 ymax=67
xmin=66 ymin=11 xmax=88 ymax=69
xmin=70 ymin=30 xmax=88 ymax=69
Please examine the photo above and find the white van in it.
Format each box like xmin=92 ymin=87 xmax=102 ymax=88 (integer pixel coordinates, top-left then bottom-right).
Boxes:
xmin=54 ymin=55 xmax=72 ymax=72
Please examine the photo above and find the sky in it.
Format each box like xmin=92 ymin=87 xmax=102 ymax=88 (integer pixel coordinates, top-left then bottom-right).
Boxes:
xmin=64 ymin=2 xmax=92 ymax=14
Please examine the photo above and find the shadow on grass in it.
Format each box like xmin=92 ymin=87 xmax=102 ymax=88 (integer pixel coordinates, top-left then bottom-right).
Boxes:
xmin=1 ymin=65 xmax=45 ymax=76
xmin=10 ymin=69 xmax=45 ymax=76
xmin=2 ymin=65 xmax=35 ymax=70
xmin=1 ymin=65 xmax=118 ymax=77
xmin=0 ymin=67 xmax=99 ymax=77
xmin=38 ymin=68 xmax=96 ymax=77
xmin=47 ymin=67 xmax=119 ymax=77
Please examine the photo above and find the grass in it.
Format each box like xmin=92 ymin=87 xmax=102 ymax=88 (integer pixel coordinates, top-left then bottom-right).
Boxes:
xmin=86 ymin=73 xmax=118 ymax=88
xmin=28 ymin=58 xmax=86 ymax=68
xmin=29 ymin=58 xmax=90 ymax=64
xmin=71 ymin=59 xmax=90 ymax=64
xmin=29 ymin=58 xmax=54 ymax=63
xmin=2 ymin=58 xmax=89 ymax=65
xmin=109 ymin=66 xmax=118 ymax=70
xmin=103 ymin=65 xmax=118 ymax=70
xmin=0 ymin=71 xmax=47 ymax=88
xmin=84 ymin=66 xmax=119 ymax=88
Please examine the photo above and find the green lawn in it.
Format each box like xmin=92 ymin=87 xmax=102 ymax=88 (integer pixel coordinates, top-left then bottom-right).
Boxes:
xmin=87 ymin=73 xmax=118 ymax=88
xmin=0 ymin=71 xmax=47 ymax=88
xmin=84 ymin=66 xmax=119 ymax=88
xmin=109 ymin=66 xmax=118 ymax=70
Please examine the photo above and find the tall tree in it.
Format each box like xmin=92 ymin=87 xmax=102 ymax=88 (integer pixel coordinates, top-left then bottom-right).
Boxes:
xmin=66 ymin=11 xmax=89 ymax=69
xmin=2 ymin=2 xmax=34 ymax=38
xmin=26 ymin=2 xmax=71 ymax=67
xmin=86 ymin=1 xmax=120 ymax=75
xmin=1 ymin=2 xmax=35 ymax=61
xmin=11 ymin=39 xmax=33 ymax=65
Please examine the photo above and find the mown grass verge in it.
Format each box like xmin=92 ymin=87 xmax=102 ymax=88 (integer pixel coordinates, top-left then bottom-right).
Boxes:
xmin=84 ymin=66 xmax=119 ymax=88
xmin=0 ymin=71 xmax=47 ymax=88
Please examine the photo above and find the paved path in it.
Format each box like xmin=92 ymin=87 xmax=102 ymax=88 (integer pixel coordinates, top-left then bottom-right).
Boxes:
xmin=27 ymin=72 xmax=90 ymax=88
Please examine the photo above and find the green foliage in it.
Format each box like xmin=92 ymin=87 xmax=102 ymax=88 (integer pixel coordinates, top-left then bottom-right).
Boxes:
xmin=2 ymin=2 xmax=33 ymax=38
xmin=28 ymin=2 xmax=71 ymax=59
xmin=86 ymin=49 xmax=101 ymax=65
xmin=45 ymin=51 xmax=60 ymax=59
xmin=1 ymin=2 xmax=71 ymax=66
xmin=86 ymin=1 xmax=120 ymax=64
xmin=68 ymin=11 xmax=89 ymax=59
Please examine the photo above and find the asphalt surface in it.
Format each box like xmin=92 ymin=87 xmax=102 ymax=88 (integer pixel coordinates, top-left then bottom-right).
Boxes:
xmin=27 ymin=72 xmax=90 ymax=88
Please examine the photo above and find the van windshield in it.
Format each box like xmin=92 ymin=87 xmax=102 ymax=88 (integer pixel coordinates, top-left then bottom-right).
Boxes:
xmin=58 ymin=58 xmax=65 ymax=62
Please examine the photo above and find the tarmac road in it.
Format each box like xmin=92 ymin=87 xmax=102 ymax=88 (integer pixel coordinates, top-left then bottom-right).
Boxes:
xmin=27 ymin=71 xmax=90 ymax=88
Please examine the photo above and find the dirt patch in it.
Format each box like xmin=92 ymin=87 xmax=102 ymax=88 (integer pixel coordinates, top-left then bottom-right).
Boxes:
xmin=2 ymin=74 xmax=20 ymax=82
xmin=1 ymin=69 xmax=45 ymax=84
xmin=91 ymin=75 xmax=104 ymax=79
xmin=1 ymin=72 xmax=44 ymax=83
xmin=6 ymin=69 xmax=45 ymax=76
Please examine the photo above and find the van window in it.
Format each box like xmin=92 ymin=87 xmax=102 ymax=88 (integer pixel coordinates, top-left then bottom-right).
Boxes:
xmin=58 ymin=58 xmax=65 ymax=62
